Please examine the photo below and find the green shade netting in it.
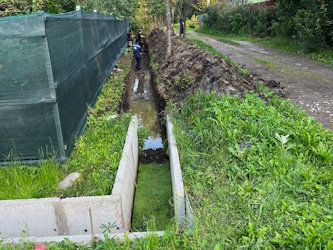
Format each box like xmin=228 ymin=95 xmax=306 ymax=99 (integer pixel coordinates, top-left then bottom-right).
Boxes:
xmin=0 ymin=11 xmax=128 ymax=163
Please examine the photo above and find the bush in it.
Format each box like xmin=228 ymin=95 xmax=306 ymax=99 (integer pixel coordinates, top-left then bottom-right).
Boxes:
xmin=187 ymin=14 xmax=199 ymax=29
xmin=205 ymin=4 xmax=277 ymax=37
xmin=204 ymin=0 xmax=333 ymax=51
xmin=293 ymin=0 xmax=333 ymax=52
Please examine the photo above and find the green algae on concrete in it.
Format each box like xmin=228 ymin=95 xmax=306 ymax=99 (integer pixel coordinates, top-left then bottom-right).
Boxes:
xmin=132 ymin=162 xmax=173 ymax=231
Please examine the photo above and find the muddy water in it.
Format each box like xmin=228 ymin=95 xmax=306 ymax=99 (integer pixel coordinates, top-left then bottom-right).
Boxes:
xmin=130 ymin=72 xmax=164 ymax=150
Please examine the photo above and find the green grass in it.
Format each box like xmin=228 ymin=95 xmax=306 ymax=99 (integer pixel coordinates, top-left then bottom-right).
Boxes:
xmin=170 ymin=89 xmax=333 ymax=248
xmin=195 ymin=27 xmax=333 ymax=67
xmin=132 ymin=162 xmax=173 ymax=231
xmin=0 ymin=53 xmax=132 ymax=200
xmin=254 ymin=57 xmax=279 ymax=69
xmin=61 ymin=114 xmax=131 ymax=197
xmin=0 ymin=159 xmax=64 ymax=200
xmin=188 ymin=38 xmax=250 ymax=76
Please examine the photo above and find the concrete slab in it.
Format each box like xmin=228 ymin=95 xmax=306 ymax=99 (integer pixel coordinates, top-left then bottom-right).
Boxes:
xmin=0 ymin=198 xmax=59 ymax=237
xmin=0 ymin=116 xmax=138 ymax=240
xmin=112 ymin=115 xmax=138 ymax=230
xmin=166 ymin=115 xmax=186 ymax=230
xmin=3 ymin=231 xmax=165 ymax=246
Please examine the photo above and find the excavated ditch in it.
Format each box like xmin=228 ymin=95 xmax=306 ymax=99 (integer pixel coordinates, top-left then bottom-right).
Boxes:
xmin=124 ymin=45 xmax=173 ymax=231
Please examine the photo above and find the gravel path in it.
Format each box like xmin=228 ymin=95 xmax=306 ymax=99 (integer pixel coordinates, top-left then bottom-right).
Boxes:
xmin=188 ymin=31 xmax=333 ymax=130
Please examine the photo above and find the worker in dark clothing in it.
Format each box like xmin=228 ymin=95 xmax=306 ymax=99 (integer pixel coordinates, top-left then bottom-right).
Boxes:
xmin=132 ymin=40 xmax=141 ymax=70
xmin=137 ymin=29 xmax=145 ymax=52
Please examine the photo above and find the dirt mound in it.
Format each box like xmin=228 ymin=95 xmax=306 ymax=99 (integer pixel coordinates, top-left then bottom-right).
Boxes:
xmin=147 ymin=29 xmax=262 ymax=103
xmin=139 ymin=149 xmax=169 ymax=164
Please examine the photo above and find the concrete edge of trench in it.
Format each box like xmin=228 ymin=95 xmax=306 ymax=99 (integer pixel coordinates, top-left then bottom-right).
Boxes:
xmin=0 ymin=115 xmax=194 ymax=245
xmin=166 ymin=114 xmax=194 ymax=230
xmin=0 ymin=115 xmax=139 ymax=241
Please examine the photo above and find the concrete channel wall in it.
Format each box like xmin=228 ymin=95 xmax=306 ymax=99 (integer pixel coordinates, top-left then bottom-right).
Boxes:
xmin=0 ymin=115 xmax=192 ymax=245
xmin=0 ymin=116 xmax=138 ymax=241
xmin=166 ymin=115 xmax=186 ymax=229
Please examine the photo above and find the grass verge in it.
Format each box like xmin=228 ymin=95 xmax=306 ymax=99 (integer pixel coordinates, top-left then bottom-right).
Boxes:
xmin=188 ymin=38 xmax=250 ymax=76
xmin=132 ymin=162 xmax=173 ymax=231
xmin=195 ymin=27 xmax=333 ymax=67
xmin=170 ymin=89 xmax=333 ymax=248
xmin=0 ymin=53 xmax=132 ymax=200
xmin=0 ymin=158 xmax=64 ymax=200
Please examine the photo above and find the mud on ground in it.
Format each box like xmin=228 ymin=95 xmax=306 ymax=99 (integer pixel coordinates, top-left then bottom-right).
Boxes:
xmin=147 ymin=29 xmax=285 ymax=106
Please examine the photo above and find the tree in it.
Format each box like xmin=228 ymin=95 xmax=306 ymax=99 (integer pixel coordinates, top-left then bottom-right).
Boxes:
xmin=165 ymin=0 xmax=172 ymax=55
xmin=79 ymin=0 xmax=139 ymax=18
xmin=193 ymin=0 xmax=206 ymax=15
xmin=179 ymin=0 xmax=193 ymax=38
xmin=176 ymin=0 xmax=183 ymax=37
xmin=0 ymin=0 xmax=76 ymax=16
xmin=146 ymin=0 xmax=165 ymax=28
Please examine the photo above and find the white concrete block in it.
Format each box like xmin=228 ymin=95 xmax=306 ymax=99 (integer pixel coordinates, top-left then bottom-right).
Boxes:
xmin=3 ymin=231 xmax=165 ymax=246
xmin=112 ymin=115 xmax=139 ymax=230
xmin=166 ymin=115 xmax=186 ymax=230
xmin=59 ymin=195 xmax=123 ymax=235
xmin=0 ymin=198 xmax=59 ymax=238
xmin=0 ymin=115 xmax=139 ymax=239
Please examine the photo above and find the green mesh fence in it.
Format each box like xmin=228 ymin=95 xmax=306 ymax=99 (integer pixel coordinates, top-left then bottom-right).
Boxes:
xmin=0 ymin=11 xmax=128 ymax=164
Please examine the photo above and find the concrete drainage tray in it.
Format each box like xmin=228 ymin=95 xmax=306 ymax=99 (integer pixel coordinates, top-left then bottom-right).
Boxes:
xmin=0 ymin=115 xmax=193 ymax=245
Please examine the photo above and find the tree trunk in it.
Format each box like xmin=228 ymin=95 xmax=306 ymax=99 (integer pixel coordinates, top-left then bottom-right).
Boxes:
xmin=183 ymin=18 xmax=186 ymax=38
xmin=153 ymin=16 xmax=157 ymax=29
xmin=171 ymin=6 xmax=175 ymax=34
xmin=165 ymin=0 xmax=172 ymax=55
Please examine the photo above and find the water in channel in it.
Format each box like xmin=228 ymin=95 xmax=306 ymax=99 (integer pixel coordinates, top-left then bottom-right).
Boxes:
xmin=130 ymin=54 xmax=173 ymax=231
xmin=130 ymin=72 xmax=163 ymax=150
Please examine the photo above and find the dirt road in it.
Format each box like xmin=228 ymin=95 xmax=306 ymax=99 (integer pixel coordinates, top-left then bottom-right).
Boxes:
xmin=188 ymin=31 xmax=333 ymax=131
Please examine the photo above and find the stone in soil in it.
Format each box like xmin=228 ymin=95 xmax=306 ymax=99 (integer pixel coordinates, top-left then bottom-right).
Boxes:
xmin=59 ymin=172 xmax=81 ymax=190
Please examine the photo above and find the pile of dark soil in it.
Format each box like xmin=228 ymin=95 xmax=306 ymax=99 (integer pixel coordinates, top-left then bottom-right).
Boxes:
xmin=147 ymin=29 xmax=284 ymax=104
xmin=147 ymin=29 xmax=255 ymax=103
xmin=139 ymin=149 xmax=169 ymax=164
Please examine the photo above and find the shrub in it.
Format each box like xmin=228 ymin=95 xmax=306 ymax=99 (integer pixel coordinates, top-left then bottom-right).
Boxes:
xmin=203 ymin=0 xmax=333 ymax=51
xmin=205 ymin=4 xmax=277 ymax=37
xmin=293 ymin=0 xmax=333 ymax=52
xmin=187 ymin=14 xmax=199 ymax=29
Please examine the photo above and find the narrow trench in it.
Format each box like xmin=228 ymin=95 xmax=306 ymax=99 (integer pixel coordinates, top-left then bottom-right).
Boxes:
xmin=128 ymin=49 xmax=173 ymax=231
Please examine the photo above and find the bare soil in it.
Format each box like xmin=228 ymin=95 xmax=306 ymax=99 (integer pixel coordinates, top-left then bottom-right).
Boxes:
xmin=187 ymin=31 xmax=333 ymax=130
xmin=147 ymin=30 xmax=261 ymax=104
xmin=119 ymin=54 xmax=136 ymax=112
xmin=147 ymin=30 xmax=288 ymax=114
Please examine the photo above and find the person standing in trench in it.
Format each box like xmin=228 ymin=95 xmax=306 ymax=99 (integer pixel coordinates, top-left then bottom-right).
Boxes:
xmin=137 ymin=29 xmax=145 ymax=52
xmin=132 ymin=40 xmax=141 ymax=71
